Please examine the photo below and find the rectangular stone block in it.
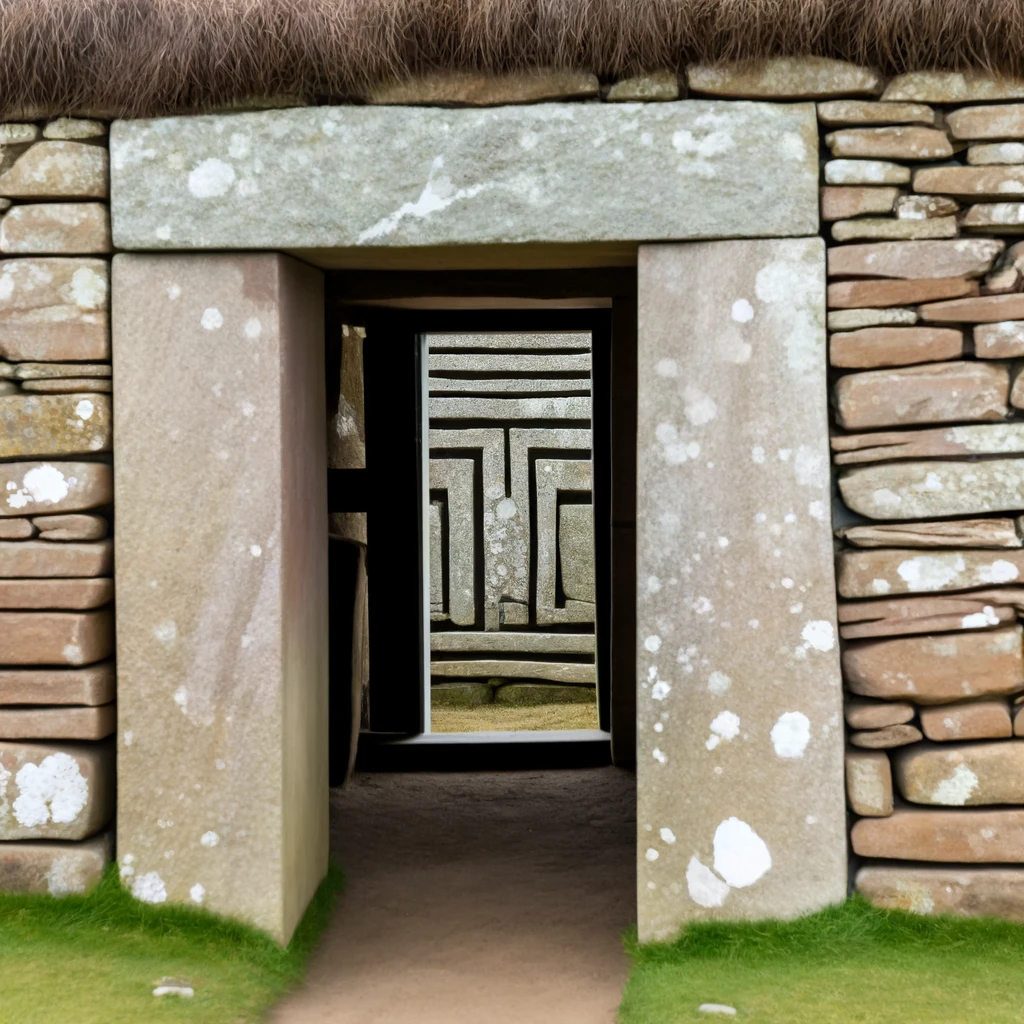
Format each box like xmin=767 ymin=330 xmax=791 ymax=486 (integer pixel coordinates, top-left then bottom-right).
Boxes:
xmin=109 ymin=103 xmax=819 ymax=252
xmin=0 ymin=704 xmax=115 ymax=740
xmin=823 ymin=160 xmax=910 ymax=185
xmin=837 ymin=519 xmax=1021 ymax=548
xmin=0 ymin=518 xmax=34 ymax=539
xmin=968 ymin=143 xmax=1024 ymax=165
xmin=0 ymin=540 xmax=112 ymax=577
xmin=820 ymin=186 xmax=899 ymax=221
xmin=846 ymin=749 xmax=893 ymax=816
xmin=976 ymin=321 xmax=1024 ymax=358
xmin=913 ymin=165 xmax=1024 ymax=199
xmin=0 ymin=393 xmax=111 ymax=458
xmin=0 ymin=142 xmax=108 ymax=200
xmin=21 ymin=378 xmax=111 ymax=395
xmin=817 ymin=100 xmax=936 ymax=127
xmin=33 ymin=513 xmax=107 ymax=541
xmin=827 ymin=239 xmax=1003 ymax=279
xmin=364 ymin=69 xmax=599 ymax=106
xmin=961 ymin=203 xmax=1024 ymax=233
xmin=1 ymin=462 xmax=111 ymax=517
xmin=686 ymin=58 xmax=882 ymax=99
xmin=828 ymin=279 xmax=976 ymax=310
xmin=838 ymin=549 xmax=1024 ymax=596
xmin=921 ymin=293 xmax=1024 ymax=322
xmin=919 ymin=701 xmax=1012 ymax=742
xmin=832 ymin=423 xmax=1024 ymax=465
xmin=838 ymin=593 xmax=1017 ymax=640
xmin=636 ymin=240 xmax=845 ymax=940
xmin=948 ymin=104 xmax=1024 ymax=140
xmin=894 ymin=741 xmax=1024 ymax=806
xmin=0 ymin=661 xmax=114 ymax=705
xmin=883 ymin=72 xmax=1024 ymax=103
xmin=830 ymin=217 xmax=956 ymax=242
xmin=850 ymin=724 xmax=922 ymax=749
xmin=0 ymin=608 xmax=113 ymax=665
xmin=845 ymin=699 xmax=915 ymax=730
xmin=0 ymin=578 xmax=112 ymax=610
xmin=852 ymin=808 xmax=1024 ymax=861
xmin=829 ymin=327 xmax=963 ymax=369
xmin=429 ymin=660 xmax=595 ymax=684
xmin=0 ymin=834 xmax=109 ymax=896
xmin=0 ymin=203 xmax=111 ymax=254
xmin=825 ymin=127 xmax=954 ymax=160
xmin=857 ymin=865 xmax=1024 ymax=919
xmin=112 ymin=253 xmax=327 ymax=945
xmin=0 ymin=740 xmax=113 ymax=840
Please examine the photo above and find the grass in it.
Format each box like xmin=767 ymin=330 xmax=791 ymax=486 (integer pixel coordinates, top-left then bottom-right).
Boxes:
xmin=430 ymin=701 xmax=600 ymax=732
xmin=619 ymin=896 xmax=1024 ymax=1024
xmin=0 ymin=860 xmax=343 ymax=1024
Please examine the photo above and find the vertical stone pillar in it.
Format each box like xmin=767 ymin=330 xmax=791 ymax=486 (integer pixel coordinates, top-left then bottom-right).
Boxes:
xmin=112 ymin=254 xmax=327 ymax=944
xmin=636 ymin=239 xmax=845 ymax=942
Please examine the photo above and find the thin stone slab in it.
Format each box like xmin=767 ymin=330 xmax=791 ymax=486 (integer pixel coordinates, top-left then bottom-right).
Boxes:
xmin=364 ymin=70 xmax=599 ymax=106
xmin=961 ymin=203 xmax=1024 ymax=233
xmin=0 ymin=258 xmax=108 ymax=361
xmin=845 ymin=699 xmax=915 ymax=730
xmin=0 ymin=608 xmax=113 ymax=665
xmin=0 ymin=740 xmax=113 ymax=840
xmin=827 ymin=308 xmax=917 ymax=331
xmin=21 ymin=379 xmax=111 ymax=395
xmin=0 ymin=578 xmax=112 ymax=610
xmin=430 ymin=633 xmax=595 ymax=654
xmin=0 ymin=393 xmax=111 ymax=458
xmin=837 ymin=549 xmax=1024 ymax=597
xmin=831 ymin=423 xmax=1024 ymax=465
xmin=0 ymin=518 xmax=35 ymax=539
xmin=833 ymin=361 xmax=1008 ymax=430
xmin=559 ymin=504 xmax=595 ymax=603
xmin=493 ymin=682 xmax=596 ymax=705
xmin=894 ymin=742 xmax=1024 ymax=806
xmin=825 ymin=127 xmax=955 ymax=161
xmin=857 ymin=866 xmax=1024 ymax=919
xmin=913 ymin=165 xmax=1024 ymax=200
xmin=109 ymin=103 xmax=820 ymax=251
xmin=827 ymin=279 xmax=975 ymax=310
xmin=850 ymin=724 xmax=923 ymax=749
xmin=0 ymin=661 xmax=114 ymax=705
xmin=0 ymin=203 xmax=111 ymax=254
xmin=820 ymin=186 xmax=898 ymax=221
xmin=845 ymin=749 xmax=893 ymax=817
xmin=13 ymin=363 xmax=111 ymax=380
xmin=919 ymin=701 xmax=1012 ymax=742
xmin=33 ymin=514 xmax=107 ymax=541
xmin=0 ymin=704 xmax=115 ymax=740
xmin=827 ymin=239 xmax=1004 ymax=279
xmin=853 ymin=807 xmax=1024 ymax=861
xmin=831 ymin=218 xmax=957 ymax=243
xmin=0 ymin=462 xmax=111 ymax=517
xmin=0 ymin=125 xmax=40 ymax=144
xmin=842 ymin=626 xmax=1024 ymax=704
xmin=975 ymin=321 xmax=1024 ymax=358
xmin=0 ymin=834 xmax=109 ymax=896
xmin=823 ymin=160 xmax=910 ymax=185
xmin=0 ymin=142 xmax=108 ymax=200
xmin=829 ymin=327 xmax=962 ymax=369
xmin=604 ymin=72 xmax=680 ymax=102
xmin=948 ymin=104 xmax=1024 ymax=140
xmin=839 ymin=459 xmax=1024 ymax=519
xmin=968 ymin=143 xmax=1024 ymax=165
xmin=883 ymin=72 xmax=1024 ymax=103
xmin=0 ymin=540 xmax=112 ymax=577
xmin=921 ymin=292 xmax=1024 ymax=323
xmin=429 ymin=682 xmax=493 ymax=708
xmin=817 ymin=101 xmax=936 ymax=128
xmin=686 ymin=58 xmax=882 ymax=99
xmin=636 ymin=239 xmax=845 ymax=938
xmin=895 ymin=195 xmax=960 ymax=219
xmin=837 ymin=595 xmax=1016 ymax=640
xmin=429 ymin=660 xmax=595 ymax=684
xmin=43 ymin=118 xmax=108 ymax=141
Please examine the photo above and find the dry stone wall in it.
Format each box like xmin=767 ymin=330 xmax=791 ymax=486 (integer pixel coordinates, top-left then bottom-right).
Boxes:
xmin=0 ymin=119 xmax=114 ymax=896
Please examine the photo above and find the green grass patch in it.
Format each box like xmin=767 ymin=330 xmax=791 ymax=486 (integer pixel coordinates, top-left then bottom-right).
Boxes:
xmin=620 ymin=896 xmax=1024 ymax=1024
xmin=0 ymin=860 xmax=343 ymax=1024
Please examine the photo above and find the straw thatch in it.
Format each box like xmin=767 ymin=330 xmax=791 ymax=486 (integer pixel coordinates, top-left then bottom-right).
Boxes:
xmin=3 ymin=0 xmax=1024 ymax=117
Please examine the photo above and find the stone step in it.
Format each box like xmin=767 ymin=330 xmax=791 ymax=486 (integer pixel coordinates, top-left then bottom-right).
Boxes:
xmin=0 ymin=661 xmax=114 ymax=705
xmin=0 ymin=833 xmax=109 ymax=895
xmin=0 ymin=703 xmax=115 ymax=740
xmin=0 ymin=608 xmax=114 ymax=665
xmin=893 ymin=740 xmax=1024 ymax=805
xmin=857 ymin=865 xmax=1024 ymax=918
xmin=0 ymin=540 xmax=112 ymax=578
xmin=852 ymin=807 xmax=1024 ymax=861
xmin=0 ymin=578 xmax=113 ymax=610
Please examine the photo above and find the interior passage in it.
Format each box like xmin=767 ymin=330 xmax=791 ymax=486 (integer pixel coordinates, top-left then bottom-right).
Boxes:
xmin=272 ymin=767 xmax=635 ymax=1024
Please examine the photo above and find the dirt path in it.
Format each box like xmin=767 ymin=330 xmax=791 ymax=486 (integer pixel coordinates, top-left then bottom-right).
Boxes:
xmin=272 ymin=767 xmax=636 ymax=1024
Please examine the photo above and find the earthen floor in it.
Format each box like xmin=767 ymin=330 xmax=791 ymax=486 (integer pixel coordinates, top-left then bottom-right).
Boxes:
xmin=271 ymin=766 xmax=636 ymax=1024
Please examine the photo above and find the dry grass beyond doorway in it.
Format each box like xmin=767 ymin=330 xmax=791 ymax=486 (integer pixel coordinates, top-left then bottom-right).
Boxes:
xmin=619 ymin=896 xmax=1024 ymax=1024
xmin=430 ymin=701 xmax=599 ymax=732
xmin=0 ymin=862 xmax=342 ymax=1024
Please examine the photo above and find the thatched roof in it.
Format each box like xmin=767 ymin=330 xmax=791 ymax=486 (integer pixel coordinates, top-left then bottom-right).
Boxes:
xmin=4 ymin=0 xmax=1024 ymax=118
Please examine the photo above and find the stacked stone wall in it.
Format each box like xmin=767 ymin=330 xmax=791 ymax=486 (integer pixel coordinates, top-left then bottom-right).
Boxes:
xmin=0 ymin=119 xmax=114 ymax=895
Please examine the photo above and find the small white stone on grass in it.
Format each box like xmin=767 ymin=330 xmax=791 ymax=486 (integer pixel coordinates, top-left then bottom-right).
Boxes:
xmin=698 ymin=1004 xmax=737 ymax=1016
xmin=153 ymin=978 xmax=194 ymax=998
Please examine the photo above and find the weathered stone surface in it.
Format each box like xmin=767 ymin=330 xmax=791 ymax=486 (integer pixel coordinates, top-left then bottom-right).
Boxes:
xmin=838 ymin=548 xmax=1024 ymax=597
xmin=493 ymin=682 xmax=596 ymax=705
xmin=43 ymin=118 xmax=108 ymax=141
xmin=823 ymin=160 xmax=910 ymax=185
xmin=365 ymin=70 xmax=599 ymax=106
xmin=0 ymin=258 xmax=108 ymax=361
xmin=34 ymin=514 xmax=107 ymax=541
xmin=827 ymin=239 xmax=1003 ymax=279
xmin=846 ymin=750 xmax=893 ymax=816
xmin=919 ymin=701 xmax=1012 ymax=742
xmin=825 ymin=127 xmax=955 ymax=161
xmin=829 ymin=327 xmax=962 ymax=369
xmin=0 ymin=539 xmax=111 ymax=577
xmin=0 ymin=609 xmax=113 ymax=665
xmin=895 ymin=194 xmax=961 ymax=219
xmin=0 ymin=740 xmax=113 ymax=840
xmin=961 ymin=203 xmax=1024 ymax=233
xmin=113 ymin=254 xmax=328 ymax=944
xmin=832 ymin=422 xmax=1024 ymax=464
xmin=840 ymin=458 xmax=1024 ymax=519
xmin=850 ymin=724 xmax=923 ymax=749
xmin=838 ymin=519 xmax=1021 ymax=549
xmin=0 ymin=704 xmax=115 ymax=740
xmin=894 ymin=742 xmax=1024 ymax=806
xmin=0 ymin=518 xmax=34 ymax=539
xmin=838 ymin=594 xmax=1016 ymax=640
xmin=636 ymin=240 xmax=845 ymax=939
xmin=831 ymin=217 xmax=957 ymax=243
xmin=913 ymin=165 xmax=1024 ymax=200
xmin=1011 ymin=372 xmax=1024 ymax=410
xmin=109 ymin=103 xmax=820 ymax=250
xmin=430 ymin=660 xmax=595 ymax=683
xmin=843 ymin=626 xmax=1024 ymax=704
xmin=0 ymin=578 xmax=112 ymax=610
xmin=828 ymin=278 xmax=975 ymax=310
xmin=853 ymin=807 xmax=1024 ymax=861
xmin=827 ymin=308 xmax=917 ymax=331
xmin=13 ymin=362 xmax=111 ymax=380
xmin=430 ymin=682 xmax=493 ymax=708
xmin=0 ymin=662 xmax=114 ymax=706
xmin=883 ymin=72 xmax=1024 ymax=103
xmin=845 ymin=699 xmax=915 ymax=730
xmin=968 ymin=142 xmax=1024 ymax=165
xmin=558 ymin=503 xmax=595 ymax=603
xmin=820 ymin=186 xmax=898 ymax=221
xmin=857 ymin=865 xmax=1024 ymax=919
xmin=0 ymin=142 xmax=108 ymax=199
xmin=0 ymin=381 xmax=16 ymax=395
xmin=948 ymin=104 xmax=1024 ymax=140
xmin=0 ymin=834 xmax=109 ymax=895
xmin=20 ymin=378 xmax=112 ymax=395
xmin=817 ymin=100 xmax=935 ymax=128
xmin=604 ymin=72 xmax=680 ymax=102
xmin=976 ymin=321 xmax=1024 ymax=357
xmin=0 ymin=125 xmax=40 ymax=145
xmin=0 ymin=203 xmax=111 ymax=254
xmin=833 ymin=361 xmax=1008 ymax=430
xmin=687 ymin=58 xmax=882 ymax=99
xmin=0 ymin=462 xmax=111 ymax=516
xmin=0 ymin=393 xmax=111 ymax=457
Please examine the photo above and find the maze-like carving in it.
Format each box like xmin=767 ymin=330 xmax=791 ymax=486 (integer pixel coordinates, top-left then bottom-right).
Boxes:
xmin=427 ymin=332 xmax=596 ymax=683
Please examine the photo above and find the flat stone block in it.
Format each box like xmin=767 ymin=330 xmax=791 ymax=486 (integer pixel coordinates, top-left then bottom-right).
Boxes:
xmin=559 ymin=503 xmax=595 ymax=603
xmin=895 ymin=195 xmax=960 ymax=219
xmin=0 ymin=578 xmax=112 ymax=610
xmin=0 ymin=393 xmax=111 ymax=458
xmin=976 ymin=321 xmax=1024 ymax=358
xmin=913 ymin=165 xmax=1024 ymax=200
xmin=34 ymin=514 xmax=107 ymax=541
xmin=857 ymin=865 xmax=1024 ymax=919
xmin=492 ymin=682 xmax=596 ymax=706
xmin=365 ymin=70 xmax=599 ymax=106
xmin=0 ymin=740 xmax=113 ymax=840
xmin=846 ymin=749 xmax=893 ymax=816
xmin=0 ymin=518 xmax=35 ymax=539
xmin=0 ymin=703 xmax=115 ymax=740
xmin=894 ymin=741 xmax=1024 ymax=806
xmin=850 ymin=724 xmax=923 ymax=749
xmin=636 ymin=239 xmax=845 ymax=939
xmin=838 ymin=548 xmax=1024 ymax=596
xmin=0 ymin=126 xmax=40 ymax=145
xmin=109 ymin=102 xmax=819 ymax=251
xmin=883 ymin=72 xmax=1024 ymax=103
xmin=429 ymin=660 xmax=595 ymax=684
xmin=827 ymin=239 xmax=1003 ymax=279
xmin=842 ymin=626 xmax=1024 ymax=704
xmin=429 ymin=683 xmax=493 ymax=708
xmin=604 ymin=72 xmax=680 ymax=102
xmin=920 ymin=701 xmax=1012 ymax=742
xmin=921 ymin=293 xmax=1024 ymax=322
xmin=820 ymin=186 xmax=898 ymax=221
xmin=837 ymin=519 xmax=1021 ymax=548
xmin=43 ymin=119 xmax=108 ymax=141
xmin=0 ymin=539 xmax=112 ymax=578
xmin=825 ymin=127 xmax=955 ymax=161
xmin=0 ymin=258 xmax=108 ymax=362
xmin=832 ymin=423 xmax=1024 ymax=465
xmin=21 ymin=378 xmax=111 ymax=395
xmin=968 ymin=143 xmax=1024 ymax=165
xmin=687 ymin=58 xmax=882 ymax=99
xmin=845 ymin=699 xmax=915 ymax=730
xmin=838 ymin=594 xmax=1017 ymax=640
xmin=823 ymin=160 xmax=910 ymax=185
xmin=0 ymin=608 xmax=113 ymax=665
xmin=0 ymin=203 xmax=111 ymax=254
xmin=14 ymin=363 xmax=111 ymax=380
xmin=817 ymin=101 xmax=936 ymax=128
xmin=831 ymin=217 xmax=957 ymax=243
xmin=827 ymin=279 xmax=975 ymax=310
xmin=0 ymin=834 xmax=109 ymax=896
xmin=0 ymin=661 xmax=114 ymax=706
xmin=948 ymin=104 xmax=1024 ymax=141
xmin=827 ymin=308 xmax=917 ymax=331
xmin=0 ymin=462 xmax=111 ymax=517
xmin=0 ymin=142 xmax=108 ymax=199
xmin=962 ymin=203 xmax=1024 ymax=233
xmin=829 ymin=327 xmax=963 ymax=369
xmin=852 ymin=808 xmax=1024 ymax=861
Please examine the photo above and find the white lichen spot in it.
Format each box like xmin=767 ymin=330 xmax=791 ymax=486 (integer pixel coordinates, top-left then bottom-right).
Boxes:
xmin=131 ymin=871 xmax=167 ymax=904
xmin=794 ymin=445 xmax=828 ymax=490
xmin=717 ymin=536 xmax=729 ymax=548
xmin=69 ymin=266 xmax=106 ymax=309
xmin=190 ymin=883 xmax=206 ymax=904
xmin=173 ymin=687 xmax=188 ymax=707
xmin=808 ymin=500 xmax=826 ymax=521
xmin=644 ymin=635 xmax=662 ymax=653
xmin=779 ymin=132 xmax=807 ymax=161
xmin=6 ymin=464 xmax=69 ymax=509
xmin=706 ymin=710 xmax=740 ymax=751
xmin=75 ymin=398 xmax=94 ymax=420
xmin=13 ymin=753 xmax=88 ymax=827
xmin=645 ymin=847 xmax=660 ymax=862
xmin=897 ymin=554 xmax=966 ymax=591
xmin=686 ymin=855 xmax=730 ymax=908
xmin=188 ymin=158 xmax=236 ymax=198
xmin=801 ymin=620 xmax=835 ymax=652
xmin=707 ymin=671 xmax=732 ymax=695
xmin=871 ymin=578 xmax=892 ymax=595
xmin=713 ymin=818 xmax=772 ymax=888
xmin=652 ymin=747 xmax=667 ymax=764
xmin=646 ymin=575 xmax=662 ymax=595
xmin=683 ymin=386 xmax=718 ymax=426
xmin=660 ymin=827 xmax=677 ymax=845
xmin=123 ymin=730 xmax=133 ymax=747
xmin=244 ymin=317 xmax=262 ymax=339
xmin=979 ymin=559 xmax=1020 ymax=584
xmin=730 ymin=299 xmax=754 ymax=323
xmin=200 ymin=307 xmax=224 ymax=331
xmin=770 ymin=711 xmax=811 ymax=759
xmin=496 ymin=498 xmax=517 ymax=519
xmin=751 ymin=446 xmax=766 ymax=464
xmin=655 ymin=358 xmax=678 ymax=377
xmin=200 ymin=830 xmax=219 ymax=848
xmin=781 ymin=577 xmax=795 ymax=589
xmin=249 ymin=544 xmax=262 ymax=558
xmin=153 ymin=620 xmax=177 ymax=644
xmin=962 ymin=607 xmax=1001 ymax=629
xmin=651 ymin=680 xmax=671 ymax=701
xmin=215 ymin=759 xmax=226 ymax=771
xmin=932 ymin=763 xmax=979 ymax=806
